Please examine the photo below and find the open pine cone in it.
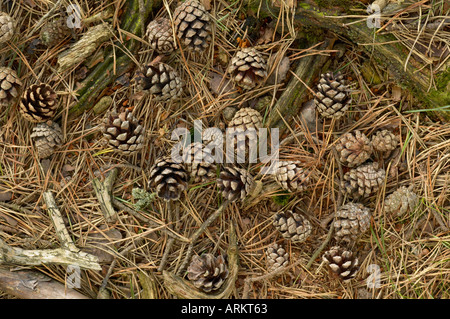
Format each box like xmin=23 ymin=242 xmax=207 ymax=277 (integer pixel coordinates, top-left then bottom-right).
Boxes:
xmin=173 ymin=0 xmax=212 ymax=52
xmin=228 ymin=48 xmax=268 ymax=90
xmin=0 ymin=66 xmax=22 ymax=107
xmin=101 ymin=110 xmax=144 ymax=155
xmin=187 ymin=254 xmax=229 ymax=293
xmin=384 ymin=185 xmax=418 ymax=217
xmin=30 ymin=121 xmax=63 ymax=159
xmin=148 ymin=156 xmax=189 ymax=201
xmin=135 ymin=62 xmax=183 ymax=102
xmin=273 ymin=210 xmax=312 ymax=243
xmin=333 ymin=202 xmax=371 ymax=243
xmin=335 ymin=130 xmax=373 ymax=167
xmin=323 ymin=246 xmax=359 ymax=281
xmin=182 ymin=142 xmax=217 ymax=183
xmin=0 ymin=12 xmax=15 ymax=43
xmin=314 ymin=72 xmax=352 ymax=119
xmin=341 ymin=162 xmax=386 ymax=198
xmin=275 ymin=161 xmax=311 ymax=192
xmin=146 ymin=17 xmax=176 ymax=54
xmin=217 ymin=166 xmax=254 ymax=202
xmin=19 ymin=84 xmax=58 ymax=122
xmin=266 ymin=243 xmax=289 ymax=271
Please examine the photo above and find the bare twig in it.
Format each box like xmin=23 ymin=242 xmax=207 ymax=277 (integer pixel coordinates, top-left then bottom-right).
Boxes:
xmin=92 ymin=168 xmax=119 ymax=223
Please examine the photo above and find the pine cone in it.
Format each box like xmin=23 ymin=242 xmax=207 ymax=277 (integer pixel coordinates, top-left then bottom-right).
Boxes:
xmin=275 ymin=161 xmax=311 ymax=192
xmin=266 ymin=243 xmax=289 ymax=271
xmin=0 ymin=66 xmax=22 ymax=107
xmin=19 ymin=84 xmax=58 ymax=122
xmin=182 ymin=142 xmax=217 ymax=183
xmin=149 ymin=156 xmax=188 ymax=201
xmin=101 ymin=110 xmax=144 ymax=155
xmin=323 ymin=246 xmax=359 ymax=281
xmin=273 ymin=210 xmax=312 ymax=243
xmin=135 ymin=62 xmax=183 ymax=102
xmin=372 ymin=129 xmax=398 ymax=157
xmin=173 ymin=0 xmax=212 ymax=52
xmin=30 ymin=121 xmax=63 ymax=158
xmin=146 ymin=17 xmax=176 ymax=54
xmin=39 ymin=19 xmax=71 ymax=47
xmin=335 ymin=130 xmax=373 ymax=167
xmin=228 ymin=48 xmax=268 ymax=89
xmin=314 ymin=72 xmax=352 ymax=119
xmin=227 ymin=108 xmax=262 ymax=162
xmin=217 ymin=166 xmax=254 ymax=202
xmin=0 ymin=12 xmax=15 ymax=43
xmin=187 ymin=254 xmax=229 ymax=293
xmin=341 ymin=162 xmax=386 ymax=198
xmin=384 ymin=185 xmax=418 ymax=217
xmin=333 ymin=202 xmax=371 ymax=243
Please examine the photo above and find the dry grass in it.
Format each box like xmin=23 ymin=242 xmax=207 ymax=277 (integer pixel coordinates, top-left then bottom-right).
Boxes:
xmin=0 ymin=0 xmax=449 ymax=299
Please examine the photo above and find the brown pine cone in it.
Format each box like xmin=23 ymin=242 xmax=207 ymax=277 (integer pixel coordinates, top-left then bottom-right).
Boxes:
xmin=187 ymin=254 xmax=229 ymax=293
xmin=333 ymin=202 xmax=371 ymax=243
xmin=335 ymin=130 xmax=373 ymax=167
xmin=0 ymin=12 xmax=15 ymax=43
xmin=182 ymin=142 xmax=217 ymax=183
xmin=146 ymin=17 xmax=176 ymax=54
xmin=384 ymin=185 xmax=418 ymax=217
xmin=273 ymin=210 xmax=312 ymax=243
xmin=30 ymin=121 xmax=63 ymax=158
xmin=227 ymin=108 xmax=262 ymax=162
xmin=39 ymin=19 xmax=71 ymax=47
xmin=149 ymin=156 xmax=189 ymax=201
xmin=266 ymin=243 xmax=289 ymax=271
xmin=19 ymin=84 xmax=58 ymax=122
xmin=173 ymin=0 xmax=212 ymax=52
xmin=217 ymin=166 xmax=254 ymax=202
xmin=372 ymin=129 xmax=398 ymax=157
xmin=101 ymin=110 xmax=144 ymax=155
xmin=341 ymin=162 xmax=386 ymax=198
xmin=314 ymin=72 xmax=352 ymax=119
xmin=0 ymin=66 xmax=22 ymax=107
xmin=228 ymin=48 xmax=268 ymax=90
xmin=323 ymin=246 xmax=359 ymax=281
xmin=275 ymin=161 xmax=311 ymax=192
xmin=135 ymin=62 xmax=183 ymax=102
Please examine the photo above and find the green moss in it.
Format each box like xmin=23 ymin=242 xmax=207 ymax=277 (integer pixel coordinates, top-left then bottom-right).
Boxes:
xmin=428 ymin=68 xmax=450 ymax=107
xmin=272 ymin=193 xmax=291 ymax=206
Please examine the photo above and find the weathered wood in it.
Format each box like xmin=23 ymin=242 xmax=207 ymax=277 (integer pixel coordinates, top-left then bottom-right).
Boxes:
xmin=0 ymin=267 xmax=90 ymax=299
xmin=92 ymin=168 xmax=119 ymax=223
xmin=68 ymin=0 xmax=162 ymax=119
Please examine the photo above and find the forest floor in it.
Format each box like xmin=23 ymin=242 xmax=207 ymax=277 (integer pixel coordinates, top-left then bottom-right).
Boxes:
xmin=0 ymin=0 xmax=449 ymax=299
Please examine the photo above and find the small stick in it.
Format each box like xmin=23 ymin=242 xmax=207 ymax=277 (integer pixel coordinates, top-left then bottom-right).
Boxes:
xmin=176 ymin=200 xmax=230 ymax=276
xmin=158 ymin=202 xmax=179 ymax=272
xmin=43 ymin=191 xmax=77 ymax=252
xmin=92 ymin=168 xmax=119 ymax=223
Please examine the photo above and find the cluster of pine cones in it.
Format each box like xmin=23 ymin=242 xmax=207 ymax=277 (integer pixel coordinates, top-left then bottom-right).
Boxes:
xmin=0 ymin=1 xmax=421 ymax=293
xmin=1 ymin=11 xmax=64 ymax=159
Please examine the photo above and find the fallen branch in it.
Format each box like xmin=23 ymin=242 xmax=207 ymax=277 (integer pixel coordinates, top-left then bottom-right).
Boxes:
xmin=0 ymin=191 xmax=101 ymax=271
xmin=0 ymin=267 xmax=90 ymax=299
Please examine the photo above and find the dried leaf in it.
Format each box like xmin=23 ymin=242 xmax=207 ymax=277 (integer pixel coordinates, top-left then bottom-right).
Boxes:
xmin=267 ymin=55 xmax=290 ymax=85
xmin=392 ymin=85 xmax=402 ymax=101
xmin=209 ymin=70 xmax=233 ymax=96
xmin=256 ymin=27 xmax=274 ymax=45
